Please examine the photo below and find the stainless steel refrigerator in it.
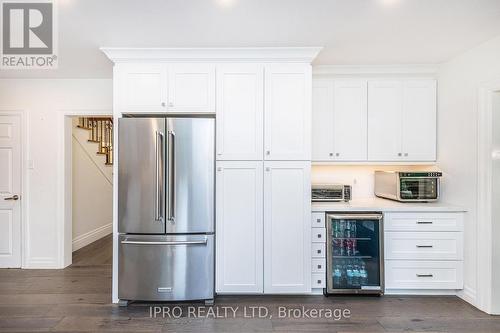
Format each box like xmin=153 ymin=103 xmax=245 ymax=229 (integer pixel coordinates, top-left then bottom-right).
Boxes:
xmin=117 ymin=117 xmax=215 ymax=303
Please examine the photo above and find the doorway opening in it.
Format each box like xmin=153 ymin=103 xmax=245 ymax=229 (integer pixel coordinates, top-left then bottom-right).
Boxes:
xmin=68 ymin=116 xmax=113 ymax=266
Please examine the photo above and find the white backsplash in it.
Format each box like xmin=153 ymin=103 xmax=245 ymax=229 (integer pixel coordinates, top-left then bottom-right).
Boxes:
xmin=312 ymin=165 xmax=440 ymax=199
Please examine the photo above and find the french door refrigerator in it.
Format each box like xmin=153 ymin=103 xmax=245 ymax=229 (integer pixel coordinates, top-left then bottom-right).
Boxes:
xmin=326 ymin=213 xmax=384 ymax=295
xmin=118 ymin=117 xmax=215 ymax=302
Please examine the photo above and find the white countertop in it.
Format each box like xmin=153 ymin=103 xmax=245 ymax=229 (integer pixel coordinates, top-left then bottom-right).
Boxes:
xmin=312 ymin=197 xmax=467 ymax=213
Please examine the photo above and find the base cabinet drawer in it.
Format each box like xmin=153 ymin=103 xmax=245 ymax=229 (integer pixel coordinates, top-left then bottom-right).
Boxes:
xmin=385 ymin=260 xmax=463 ymax=290
xmin=311 ymin=213 xmax=325 ymax=228
xmin=385 ymin=232 xmax=463 ymax=260
xmin=312 ymin=258 xmax=326 ymax=273
xmin=312 ymin=273 xmax=326 ymax=288
xmin=385 ymin=213 xmax=464 ymax=232
xmin=312 ymin=243 xmax=326 ymax=258
xmin=311 ymin=228 xmax=326 ymax=243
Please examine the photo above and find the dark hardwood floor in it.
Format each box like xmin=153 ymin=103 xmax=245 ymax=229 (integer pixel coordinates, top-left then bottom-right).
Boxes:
xmin=1 ymin=235 xmax=499 ymax=332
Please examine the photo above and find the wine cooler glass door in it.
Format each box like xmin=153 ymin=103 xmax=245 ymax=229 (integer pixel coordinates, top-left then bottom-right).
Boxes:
xmin=327 ymin=213 xmax=383 ymax=294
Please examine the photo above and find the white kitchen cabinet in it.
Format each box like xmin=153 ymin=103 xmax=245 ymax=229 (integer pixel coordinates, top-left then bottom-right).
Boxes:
xmin=312 ymin=80 xmax=335 ymax=161
xmin=333 ymin=80 xmax=368 ymax=161
xmin=114 ymin=63 xmax=215 ymax=113
xmin=401 ymin=80 xmax=437 ymax=161
xmin=367 ymin=79 xmax=437 ymax=162
xmin=114 ymin=64 xmax=168 ymax=112
xmin=216 ymin=64 xmax=264 ymax=160
xmin=264 ymin=64 xmax=311 ymax=161
xmin=367 ymin=80 xmax=403 ymax=161
xmin=216 ymin=161 xmax=264 ymax=294
xmin=263 ymin=161 xmax=311 ymax=293
xmin=167 ymin=64 xmax=215 ymax=112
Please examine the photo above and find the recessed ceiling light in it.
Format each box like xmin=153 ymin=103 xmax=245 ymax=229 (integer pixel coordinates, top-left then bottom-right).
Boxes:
xmin=215 ymin=0 xmax=236 ymax=8
xmin=380 ymin=0 xmax=400 ymax=6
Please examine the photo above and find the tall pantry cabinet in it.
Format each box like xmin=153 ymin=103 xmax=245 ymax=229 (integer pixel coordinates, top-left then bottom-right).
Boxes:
xmin=216 ymin=63 xmax=313 ymax=294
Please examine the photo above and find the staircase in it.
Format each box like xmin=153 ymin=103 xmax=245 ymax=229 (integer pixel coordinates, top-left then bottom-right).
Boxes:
xmin=76 ymin=117 xmax=114 ymax=165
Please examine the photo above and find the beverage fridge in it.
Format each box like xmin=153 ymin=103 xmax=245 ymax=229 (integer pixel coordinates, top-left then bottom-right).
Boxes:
xmin=326 ymin=213 xmax=384 ymax=295
xmin=117 ymin=116 xmax=215 ymax=303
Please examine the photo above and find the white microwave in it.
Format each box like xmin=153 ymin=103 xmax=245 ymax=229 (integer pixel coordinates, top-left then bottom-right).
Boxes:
xmin=374 ymin=171 xmax=442 ymax=202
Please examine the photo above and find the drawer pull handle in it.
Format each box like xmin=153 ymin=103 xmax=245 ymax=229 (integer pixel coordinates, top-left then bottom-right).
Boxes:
xmin=416 ymin=274 xmax=433 ymax=278
xmin=416 ymin=245 xmax=434 ymax=248
xmin=417 ymin=221 xmax=433 ymax=224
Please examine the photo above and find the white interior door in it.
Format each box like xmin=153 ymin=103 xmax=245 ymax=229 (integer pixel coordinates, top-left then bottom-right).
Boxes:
xmin=0 ymin=114 xmax=22 ymax=268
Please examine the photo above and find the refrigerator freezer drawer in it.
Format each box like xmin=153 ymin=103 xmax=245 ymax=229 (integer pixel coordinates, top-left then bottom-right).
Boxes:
xmin=118 ymin=234 xmax=214 ymax=301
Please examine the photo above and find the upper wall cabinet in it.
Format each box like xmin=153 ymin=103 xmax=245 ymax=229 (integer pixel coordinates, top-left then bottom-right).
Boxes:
xmin=114 ymin=63 xmax=215 ymax=113
xmin=368 ymin=79 xmax=436 ymax=162
xmin=216 ymin=64 xmax=264 ymax=161
xmin=114 ymin=64 xmax=168 ymax=112
xmin=264 ymin=64 xmax=312 ymax=161
xmin=168 ymin=64 xmax=215 ymax=112
xmin=312 ymin=79 xmax=368 ymax=161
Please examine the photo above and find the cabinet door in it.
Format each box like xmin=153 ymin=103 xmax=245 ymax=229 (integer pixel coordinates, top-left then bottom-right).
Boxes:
xmin=167 ymin=64 xmax=215 ymax=112
xmin=312 ymin=80 xmax=335 ymax=161
xmin=333 ymin=80 xmax=368 ymax=161
xmin=216 ymin=161 xmax=264 ymax=293
xmin=264 ymin=161 xmax=311 ymax=293
xmin=264 ymin=64 xmax=311 ymax=161
xmin=216 ymin=64 xmax=264 ymax=160
xmin=115 ymin=64 xmax=168 ymax=112
xmin=401 ymin=80 xmax=437 ymax=161
xmin=368 ymin=81 xmax=403 ymax=161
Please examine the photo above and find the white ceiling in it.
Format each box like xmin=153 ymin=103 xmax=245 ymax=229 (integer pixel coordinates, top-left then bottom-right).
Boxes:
xmin=2 ymin=0 xmax=500 ymax=78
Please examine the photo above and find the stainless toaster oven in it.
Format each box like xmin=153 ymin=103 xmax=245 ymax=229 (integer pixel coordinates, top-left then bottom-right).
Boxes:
xmin=374 ymin=171 xmax=442 ymax=202
xmin=312 ymin=184 xmax=351 ymax=202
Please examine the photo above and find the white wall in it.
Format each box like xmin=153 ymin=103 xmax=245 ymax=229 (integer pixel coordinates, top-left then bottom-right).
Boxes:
xmin=492 ymin=91 xmax=500 ymax=314
xmin=72 ymin=120 xmax=113 ymax=252
xmin=437 ymin=34 xmax=500 ymax=308
xmin=0 ymin=79 xmax=112 ymax=268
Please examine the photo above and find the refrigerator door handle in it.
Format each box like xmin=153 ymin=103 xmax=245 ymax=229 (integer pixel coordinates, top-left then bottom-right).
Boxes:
xmin=168 ymin=130 xmax=176 ymax=222
xmin=154 ymin=131 xmax=164 ymax=222
xmin=121 ymin=239 xmax=208 ymax=246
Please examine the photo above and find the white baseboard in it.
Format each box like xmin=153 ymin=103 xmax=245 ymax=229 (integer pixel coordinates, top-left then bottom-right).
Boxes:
xmin=72 ymin=223 xmax=112 ymax=252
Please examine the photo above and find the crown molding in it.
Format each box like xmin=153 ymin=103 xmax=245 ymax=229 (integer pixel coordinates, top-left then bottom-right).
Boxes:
xmin=100 ymin=47 xmax=323 ymax=64
xmin=313 ymin=64 xmax=440 ymax=75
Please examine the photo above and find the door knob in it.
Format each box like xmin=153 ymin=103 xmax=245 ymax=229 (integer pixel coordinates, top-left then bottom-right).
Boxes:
xmin=4 ymin=195 xmax=19 ymax=201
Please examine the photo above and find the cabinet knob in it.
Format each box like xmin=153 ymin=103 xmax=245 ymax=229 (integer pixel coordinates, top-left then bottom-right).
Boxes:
xmin=266 ymin=150 xmax=270 ymax=155
xmin=316 ymin=218 xmax=321 ymax=223
xmin=317 ymin=279 xmax=322 ymax=284
xmin=398 ymin=152 xmax=402 ymax=157
xmin=317 ymin=249 xmax=321 ymax=254
xmin=329 ymin=152 xmax=334 ymax=157
xmin=404 ymin=153 xmax=408 ymax=157
xmin=317 ymin=265 xmax=322 ymax=269
xmin=265 ymin=167 xmax=270 ymax=172
xmin=161 ymin=102 xmax=166 ymax=107
xmin=335 ymin=153 xmax=340 ymax=157
xmin=317 ymin=234 xmax=321 ymax=238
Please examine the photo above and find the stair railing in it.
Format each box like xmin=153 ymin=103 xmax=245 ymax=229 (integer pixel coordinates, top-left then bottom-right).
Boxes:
xmin=77 ymin=117 xmax=114 ymax=165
